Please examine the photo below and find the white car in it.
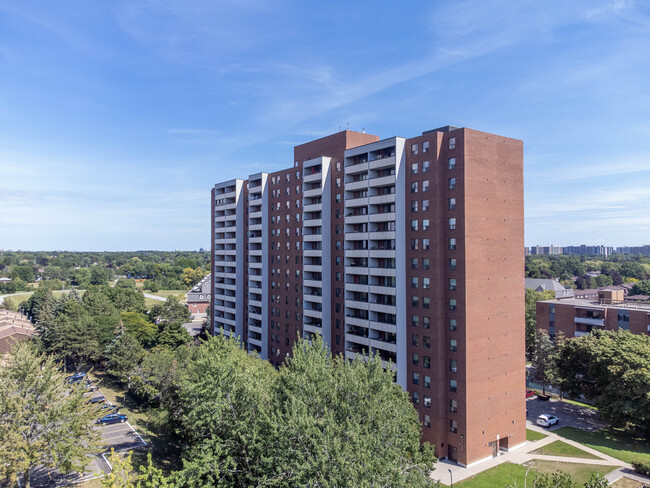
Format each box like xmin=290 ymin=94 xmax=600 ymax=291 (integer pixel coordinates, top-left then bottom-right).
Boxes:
xmin=537 ymin=414 xmax=559 ymax=427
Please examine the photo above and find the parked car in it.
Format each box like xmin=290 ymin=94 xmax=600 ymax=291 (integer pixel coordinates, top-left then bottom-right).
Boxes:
xmin=97 ymin=413 xmax=127 ymax=425
xmin=526 ymin=389 xmax=537 ymax=398
xmin=537 ymin=414 xmax=559 ymax=427
xmin=67 ymin=372 xmax=86 ymax=384
xmin=88 ymin=395 xmax=106 ymax=404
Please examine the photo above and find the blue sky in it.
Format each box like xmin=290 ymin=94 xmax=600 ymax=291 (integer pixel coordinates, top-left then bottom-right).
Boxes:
xmin=1 ymin=0 xmax=649 ymax=251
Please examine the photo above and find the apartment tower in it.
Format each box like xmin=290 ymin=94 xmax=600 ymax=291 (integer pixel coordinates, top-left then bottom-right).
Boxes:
xmin=211 ymin=126 xmax=525 ymax=466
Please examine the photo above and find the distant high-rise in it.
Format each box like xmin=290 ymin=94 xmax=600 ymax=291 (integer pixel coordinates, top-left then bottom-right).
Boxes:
xmin=211 ymin=126 xmax=525 ymax=466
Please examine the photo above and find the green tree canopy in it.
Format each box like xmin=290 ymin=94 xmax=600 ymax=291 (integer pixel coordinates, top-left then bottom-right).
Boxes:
xmin=0 ymin=342 xmax=102 ymax=488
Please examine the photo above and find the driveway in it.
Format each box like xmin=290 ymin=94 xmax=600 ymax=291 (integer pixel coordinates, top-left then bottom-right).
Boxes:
xmin=526 ymin=396 xmax=605 ymax=432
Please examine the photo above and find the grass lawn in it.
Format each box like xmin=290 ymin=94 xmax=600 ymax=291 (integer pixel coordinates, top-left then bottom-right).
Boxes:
xmin=88 ymin=371 xmax=181 ymax=474
xmin=456 ymin=461 xmax=615 ymax=488
xmin=530 ymin=440 xmax=601 ymax=459
xmin=150 ymin=289 xmax=188 ymax=299
xmin=527 ymin=429 xmax=548 ymax=442
xmin=554 ymin=427 xmax=650 ymax=465
xmin=562 ymin=398 xmax=598 ymax=410
xmin=1 ymin=289 xmax=85 ymax=308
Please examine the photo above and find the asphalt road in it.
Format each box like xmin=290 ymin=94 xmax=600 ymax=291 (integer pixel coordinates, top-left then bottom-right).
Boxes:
xmin=526 ymin=396 xmax=605 ymax=432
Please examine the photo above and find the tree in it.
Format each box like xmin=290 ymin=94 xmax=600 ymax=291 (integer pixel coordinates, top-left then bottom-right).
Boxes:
xmin=525 ymin=289 xmax=555 ymax=359
xmin=157 ymin=322 xmax=192 ymax=349
xmin=90 ymin=266 xmax=110 ymax=286
xmin=102 ymin=450 xmax=174 ymax=488
xmin=555 ymin=330 xmax=650 ymax=437
xmin=181 ymin=268 xmax=206 ymax=288
xmin=630 ymin=280 xmax=650 ymax=296
xmin=106 ymin=333 xmax=145 ymax=387
xmin=120 ymin=312 xmax=158 ymax=347
xmin=1 ymin=297 xmax=15 ymax=310
xmin=529 ymin=330 xmax=557 ymax=395
xmin=150 ymin=295 xmax=190 ymax=326
xmin=108 ymin=287 xmax=146 ymax=313
xmin=171 ymin=335 xmax=437 ymax=487
xmin=10 ymin=265 xmax=34 ymax=283
xmin=594 ymin=274 xmax=613 ymax=287
xmin=0 ymin=343 xmax=102 ymax=488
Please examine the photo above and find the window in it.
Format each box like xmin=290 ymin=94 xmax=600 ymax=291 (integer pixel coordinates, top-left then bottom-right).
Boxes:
xmin=336 ymin=193 xmax=341 ymax=203
xmin=412 ymin=353 xmax=420 ymax=366
xmin=449 ymin=278 xmax=457 ymax=291
xmin=449 ymin=318 xmax=457 ymax=331
xmin=412 ymin=296 xmax=419 ymax=307
xmin=423 ymin=297 xmax=430 ymax=309
xmin=449 ymin=419 xmax=458 ymax=433
xmin=424 ymin=396 xmax=431 ymax=407
xmin=422 ymin=199 xmax=429 ymax=211
xmin=423 ymin=336 xmax=430 ymax=348
xmin=411 ymin=277 xmax=419 ymax=289
xmin=423 ymin=316 xmax=430 ymax=329
xmin=449 ymin=137 xmax=456 ymax=150
xmin=423 ymin=258 xmax=430 ymax=270
xmin=449 ymin=299 xmax=457 ymax=311
xmin=412 ymin=391 xmax=420 ymax=404
xmin=336 ymin=272 xmax=341 ymax=282
xmin=450 ymin=399 xmax=458 ymax=413
xmin=336 ymin=177 xmax=341 ymax=188
xmin=423 ymin=141 xmax=430 ymax=153
xmin=336 ymin=240 xmax=341 ymax=250
xmin=422 ymin=180 xmax=429 ymax=192
xmin=424 ymin=375 xmax=431 ymax=388
xmin=448 ymin=157 xmax=456 ymax=170
xmin=449 ymin=379 xmax=458 ymax=392
xmin=423 ymin=219 xmax=429 ymax=231
xmin=424 ymin=415 xmax=431 ymax=428
xmin=450 ymin=359 xmax=457 ymax=372
xmin=411 ymin=143 xmax=418 ymax=155
xmin=448 ymin=197 xmax=456 ymax=210
xmin=422 ymin=160 xmax=429 ymax=172
xmin=449 ymin=238 xmax=457 ymax=250
xmin=423 ymin=239 xmax=430 ymax=250
xmin=411 ymin=219 xmax=418 ymax=231
xmin=335 ymin=224 xmax=340 ymax=235
xmin=423 ymin=355 xmax=430 ymax=368
xmin=411 ymin=239 xmax=419 ymax=250
xmin=411 ymin=201 xmax=418 ymax=212
xmin=411 ymin=163 xmax=418 ymax=174
xmin=412 ymin=314 xmax=419 ymax=327
xmin=423 ymin=278 xmax=430 ymax=289
xmin=412 ymin=334 xmax=420 ymax=346
xmin=448 ymin=177 xmax=456 ymax=190
xmin=336 ymin=335 xmax=341 ymax=345
xmin=412 ymin=372 xmax=420 ymax=385
xmin=336 ymin=319 xmax=341 ymax=329
xmin=411 ymin=182 xmax=418 ymax=193
xmin=411 ymin=258 xmax=418 ymax=269
xmin=449 ymin=339 xmax=458 ymax=352
xmin=448 ymin=218 xmax=456 ymax=230
xmin=449 ymin=258 xmax=457 ymax=270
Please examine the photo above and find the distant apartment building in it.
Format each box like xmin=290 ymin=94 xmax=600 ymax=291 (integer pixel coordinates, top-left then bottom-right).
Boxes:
xmin=537 ymin=289 xmax=650 ymax=338
xmin=526 ymin=245 xmax=614 ymax=256
xmin=186 ymin=274 xmax=211 ymax=315
xmin=211 ymin=126 xmax=525 ymax=466
xmin=616 ymin=245 xmax=650 ymax=255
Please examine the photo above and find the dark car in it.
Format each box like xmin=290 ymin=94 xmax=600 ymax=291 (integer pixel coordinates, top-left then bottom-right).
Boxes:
xmin=67 ymin=372 xmax=86 ymax=384
xmin=97 ymin=413 xmax=127 ymax=425
xmin=88 ymin=396 xmax=106 ymax=404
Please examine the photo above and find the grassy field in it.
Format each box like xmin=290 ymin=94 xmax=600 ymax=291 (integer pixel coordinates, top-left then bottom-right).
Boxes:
xmin=530 ymin=440 xmax=601 ymax=459
xmin=527 ymin=429 xmax=548 ymax=442
xmin=611 ymin=478 xmax=645 ymax=487
xmin=555 ymin=427 xmax=650 ymax=465
xmin=456 ymin=461 xmax=614 ymax=488
xmin=149 ymin=289 xmax=188 ymax=299
xmin=1 ymin=289 xmax=85 ymax=308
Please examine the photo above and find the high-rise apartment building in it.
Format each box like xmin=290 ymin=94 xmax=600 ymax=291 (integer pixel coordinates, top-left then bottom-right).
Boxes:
xmin=211 ymin=126 xmax=525 ymax=466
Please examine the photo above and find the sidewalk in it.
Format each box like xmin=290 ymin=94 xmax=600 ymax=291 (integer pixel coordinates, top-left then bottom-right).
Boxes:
xmin=430 ymin=421 xmax=632 ymax=486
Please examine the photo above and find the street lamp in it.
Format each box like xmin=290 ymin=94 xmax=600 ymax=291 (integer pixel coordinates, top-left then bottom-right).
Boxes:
xmin=448 ymin=468 xmax=453 ymax=488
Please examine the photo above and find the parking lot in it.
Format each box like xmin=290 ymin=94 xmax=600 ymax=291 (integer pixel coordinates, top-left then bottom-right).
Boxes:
xmin=28 ymin=389 xmax=146 ymax=487
xmin=526 ymin=395 xmax=606 ymax=432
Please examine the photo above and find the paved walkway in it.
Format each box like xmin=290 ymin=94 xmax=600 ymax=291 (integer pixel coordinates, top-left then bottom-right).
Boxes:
xmin=430 ymin=421 xmax=642 ymax=486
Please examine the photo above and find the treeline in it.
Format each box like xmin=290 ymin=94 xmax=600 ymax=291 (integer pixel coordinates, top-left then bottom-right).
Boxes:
xmin=0 ymin=250 xmax=210 ymax=293
xmin=530 ymin=330 xmax=650 ymax=439
xmin=104 ymin=335 xmax=438 ymax=488
xmin=526 ymin=254 xmax=650 ymax=289
xmin=22 ymin=279 xmax=193 ymax=372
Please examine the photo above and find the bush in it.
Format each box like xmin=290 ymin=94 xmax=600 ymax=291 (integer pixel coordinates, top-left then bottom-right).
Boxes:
xmin=632 ymin=459 xmax=650 ymax=476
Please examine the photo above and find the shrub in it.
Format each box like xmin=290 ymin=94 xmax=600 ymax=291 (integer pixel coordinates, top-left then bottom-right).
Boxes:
xmin=632 ymin=459 xmax=650 ymax=476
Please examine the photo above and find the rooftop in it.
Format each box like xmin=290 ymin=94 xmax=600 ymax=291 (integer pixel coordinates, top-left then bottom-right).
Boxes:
xmin=540 ymin=297 xmax=650 ymax=312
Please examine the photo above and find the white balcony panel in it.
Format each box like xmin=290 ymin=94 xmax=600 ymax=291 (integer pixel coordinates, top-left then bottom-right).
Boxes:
xmin=369 ymin=338 xmax=397 ymax=353
xmin=345 ymin=162 xmax=369 ymax=175
xmin=303 ymin=172 xmax=322 ymax=184
xmin=345 ymin=299 xmax=369 ymax=311
xmin=369 ymin=285 xmax=396 ymax=295
xmin=368 ymin=320 xmax=397 ymax=334
xmin=303 ymin=308 xmax=323 ymax=319
xmin=303 ymin=249 xmax=322 ymax=257
xmin=369 ymin=267 xmax=396 ymax=278
xmin=346 ymin=232 xmax=369 ymax=241
xmin=345 ymin=214 xmax=369 ymax=225
xmin=303 ymin=188 xmax=322 ymax=198
xmin=345 ymin=316 xmax=369 ymax=328
xmin=369 ymin=194 xmax=395 ymax=206
xmin=303 ymin=234 xmax=323 ymax=242
xmin=346 ymin=180 xmax=369 ymax=192
xmin=345 ymin=283 xmax=369 ymax=293
xmin=574 ymin=317 xmax=605 ymax=327
xmin=369 ymin=231 xmax=395 ymax=240
xmin=369 ymin=155 xmax=396 ymax=170
xmin=345 ymin=197 xmax=368 ymax=208
xmin=303 ymin=293 xmax=323 ymax=304
xmin=369 ymin=175 xmax=396 ymax=187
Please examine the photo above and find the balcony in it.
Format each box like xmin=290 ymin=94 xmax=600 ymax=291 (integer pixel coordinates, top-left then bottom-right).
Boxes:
xmin=574 ymin=317 xmax=604 ymax=327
